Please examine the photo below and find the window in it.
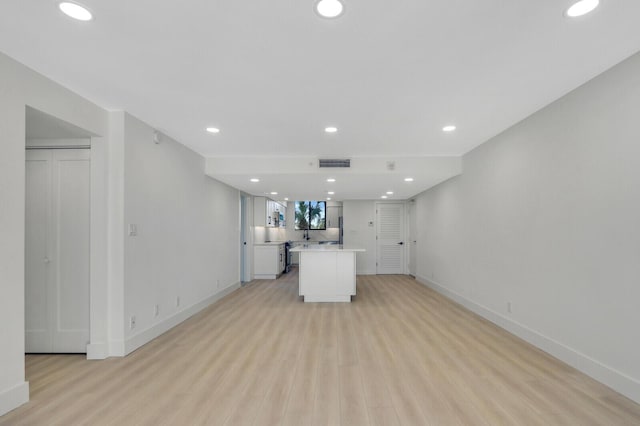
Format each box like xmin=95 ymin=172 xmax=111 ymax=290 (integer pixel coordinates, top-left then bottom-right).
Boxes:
xmin=294 ymin=201 xmax=326 ymax=230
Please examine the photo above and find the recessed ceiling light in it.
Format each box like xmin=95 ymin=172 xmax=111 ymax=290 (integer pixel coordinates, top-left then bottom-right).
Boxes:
xmin=381 ymin=195 xmax=388 ymax=199
xmin=404 ymin=177 xmax=414 ymax=182
xmin=327 ymin=197 xmax=332 ymax=201
xmin=284 ymin=197 xmax=289 ymax=201
xmin=324 ymin=126 xmax=338 ymax=133
xmin=250 ymin=178 xmax=260 ymax=183
xmin=316 ymin=0 xmax=344 ymax=18
xmin=58 ymin=2 xmax=93 ymax=21
xmin=270 ymin=192 xmax=278 ymax=195
xmin=386 ymin=191 xmax=394 ymax=195
xmin=327 ymin=178 xmax=336 ymax=182
xmin=566 ymin=0 xmax=600 ymax=17
xmin=442 ymin=125 xmax=456 ymax=132
xmin=328 ymin=191 xmax=335 ymax=195
xmin=206 ymin=127 xmax=220 ymax=134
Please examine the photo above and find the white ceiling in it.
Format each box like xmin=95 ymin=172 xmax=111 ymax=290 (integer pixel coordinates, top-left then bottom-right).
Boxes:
xmin=2 ymin=1 xmax=640 ymax=199
xmin=205 ymin=156 xmax=462 ymax=201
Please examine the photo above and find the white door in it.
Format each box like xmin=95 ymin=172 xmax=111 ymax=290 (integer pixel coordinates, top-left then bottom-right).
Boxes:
xmin=25 ymin=149 xmax=90 ymax=353
xmin=376 ymin=203 xmax=405 ymax=274
xmin=240 ymin=195 xmax=252 ymax=283
xmin=408 ymin=201 xmax=417 ymax=277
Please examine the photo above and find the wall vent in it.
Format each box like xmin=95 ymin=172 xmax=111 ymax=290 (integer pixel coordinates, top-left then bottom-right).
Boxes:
xmin=319 ymin=159 xmax=351 ymax=168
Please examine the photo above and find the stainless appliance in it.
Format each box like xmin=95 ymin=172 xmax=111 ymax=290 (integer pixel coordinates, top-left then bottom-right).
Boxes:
xmin=284 ymin=241 xmax=292 ymax=273
xmin=338 ymin=216 xmax=344 ymax=244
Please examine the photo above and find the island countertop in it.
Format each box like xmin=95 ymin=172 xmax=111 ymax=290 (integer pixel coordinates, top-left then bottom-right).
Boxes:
xmin=289 ymin=244 xmax=365 ymax=252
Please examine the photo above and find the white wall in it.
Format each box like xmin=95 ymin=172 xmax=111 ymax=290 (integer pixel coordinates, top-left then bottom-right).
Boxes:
xmin=122 ymin=114 xmax=241 ymax=354
xmin=342 ymin=201 xmax=377 ymax=275
xmin=414 ymin=52 xmax=640 ymax=403
xmin=0 ymin=52 xmax=109 ymax=415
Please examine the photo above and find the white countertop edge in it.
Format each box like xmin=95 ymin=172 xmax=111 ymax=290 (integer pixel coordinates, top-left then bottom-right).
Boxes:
xmin=290 ymin=245 xmax=365 ymax=252
xmin=253 ymin=242 xmax=286 ymax=246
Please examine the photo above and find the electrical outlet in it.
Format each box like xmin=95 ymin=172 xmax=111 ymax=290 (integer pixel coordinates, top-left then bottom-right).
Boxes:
xmin=154 ymin=304 xmax=159 ymax=317
xmin=128 ymin=224 xmax=137 ymax=237
xmin=507 ymin=302 xmax=512 ymax=314
xmin=130 ymin=315 xmax=136 ymax=329
xmin=176 ymin=296 xmax=180 ymax=307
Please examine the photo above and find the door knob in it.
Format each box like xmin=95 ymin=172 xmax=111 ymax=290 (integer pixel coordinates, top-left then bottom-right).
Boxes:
xmin=397 ymin=242 xmax=404 ymax=245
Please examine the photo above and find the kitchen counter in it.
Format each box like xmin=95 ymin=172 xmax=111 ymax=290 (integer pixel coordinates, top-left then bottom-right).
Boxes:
xmin=292 ymin=245 xmax=365 ymax=302
xmin=253 ymin=241 xmax=286 ymax=246
xmin=289 ymin=245 xmax=364 ymax=252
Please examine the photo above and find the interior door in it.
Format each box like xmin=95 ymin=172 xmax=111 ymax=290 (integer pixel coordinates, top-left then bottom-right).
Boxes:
xmin=25 ymin=149 xmax=90 ymax=353
xmin=240 ymin=194 xmax=251 ymax=283
xmin=376 ymin=203 xmax=405 ymax=274
xmin=25 ymin=151 xmax=52 ymax=352
xmin=408 ymin=201 xmax=417 ymax=277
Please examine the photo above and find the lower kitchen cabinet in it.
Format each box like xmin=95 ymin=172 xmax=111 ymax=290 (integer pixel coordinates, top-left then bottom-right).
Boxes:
xmin=254 ymin=244 xmax=285 ymax=279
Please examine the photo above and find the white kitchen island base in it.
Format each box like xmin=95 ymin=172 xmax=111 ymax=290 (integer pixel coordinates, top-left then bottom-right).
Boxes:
xmin=291 ymin=245 xmax=365 ymax=303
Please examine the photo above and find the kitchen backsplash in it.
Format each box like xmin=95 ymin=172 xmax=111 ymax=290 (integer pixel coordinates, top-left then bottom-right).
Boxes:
xmin=253 ymin=226 xmax=339 ymax=243
xmin=287 ymin=228 xmax=339 ymax=242
xmin=253 ymin=200 xmax=342 ymax=243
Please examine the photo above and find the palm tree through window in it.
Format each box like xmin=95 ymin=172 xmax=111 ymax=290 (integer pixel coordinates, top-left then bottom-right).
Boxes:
xmin=295 ymin=201 xmax=326 ymax=230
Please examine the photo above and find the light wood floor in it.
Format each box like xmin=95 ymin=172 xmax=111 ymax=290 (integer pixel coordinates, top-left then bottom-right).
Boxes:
xmin=2 ymin=271 xmax=640 ymax=425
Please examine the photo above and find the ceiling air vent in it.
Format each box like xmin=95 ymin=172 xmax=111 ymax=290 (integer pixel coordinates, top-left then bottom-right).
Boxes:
xmin=319 ymin=159 xmax=351 ymax=168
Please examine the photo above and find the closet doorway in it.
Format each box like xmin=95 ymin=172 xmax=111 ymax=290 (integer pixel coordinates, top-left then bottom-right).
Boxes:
xmin=25 ymin=108 xmax=92 ymax=353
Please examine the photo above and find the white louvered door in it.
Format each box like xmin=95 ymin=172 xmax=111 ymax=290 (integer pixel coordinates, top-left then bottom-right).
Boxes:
xmin=376 ymin=203 xmax=405 ymax=274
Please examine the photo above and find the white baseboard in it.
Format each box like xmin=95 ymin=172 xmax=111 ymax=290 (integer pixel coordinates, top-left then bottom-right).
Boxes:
xmin=124 ymin=282 xmax=241 ymax=355
xmin=86 ymin=342 xmax=108 ymax=360
xmin=416 ymin=275 xmax=640 ymax=405
xmin=0 ymin=381 xmax=29 ymax=417
xmin=254 ymin=274 xmax=277 ymax=279
xmin=109 ymin=340 xmax=125 ymax=357
xmin=304 ymin=295 xmax=351 ymax=302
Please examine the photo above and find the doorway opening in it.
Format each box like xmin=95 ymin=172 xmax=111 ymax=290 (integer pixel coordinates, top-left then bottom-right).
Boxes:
xmin=25 ymin=107 xmax=95 ymax=354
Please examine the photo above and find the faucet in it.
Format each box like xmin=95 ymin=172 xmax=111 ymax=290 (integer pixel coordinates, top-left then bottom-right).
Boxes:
xmin=303 ymin=229 xmax=311 ymax=240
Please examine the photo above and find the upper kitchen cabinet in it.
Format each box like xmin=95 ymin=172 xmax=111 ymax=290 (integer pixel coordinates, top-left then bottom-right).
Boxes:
xmin=326 ymin=205 xmax=343 ymax=228
xmin=254 ymin=196 xmax=272 ymax=227
xmin=254 ymin=196 xmax=286 ymax=228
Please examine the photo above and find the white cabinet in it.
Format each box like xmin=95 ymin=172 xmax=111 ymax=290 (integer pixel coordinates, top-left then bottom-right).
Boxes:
xmin=254 ymin=244 xmax=285 ymax=279
xmin=254 ymin=197 xmax=287 ymax=228
xmin=254 ymin=196 xmax=269 ymax=227
xmin=293 ymin=247 xmax=362 ymax=302
xmin=326 ymin=205 xmax=342 ymax=228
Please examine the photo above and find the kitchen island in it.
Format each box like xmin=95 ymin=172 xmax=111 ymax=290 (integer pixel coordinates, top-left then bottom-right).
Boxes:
xmin=289 ymin=245 xmax=365 ymax=302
